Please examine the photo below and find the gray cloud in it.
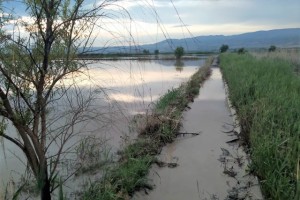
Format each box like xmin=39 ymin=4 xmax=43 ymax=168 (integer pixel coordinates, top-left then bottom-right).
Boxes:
xmin=128 ymin=0 xmax=300 ymax=27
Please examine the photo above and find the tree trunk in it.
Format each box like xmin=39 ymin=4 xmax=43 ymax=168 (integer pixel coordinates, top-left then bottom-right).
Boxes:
xmin=41 ymin=168 xmax=51 ymax=200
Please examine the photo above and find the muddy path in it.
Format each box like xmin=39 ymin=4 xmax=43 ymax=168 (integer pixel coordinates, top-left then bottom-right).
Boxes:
xmin=133 ymin=64 xmax=263 ymax=200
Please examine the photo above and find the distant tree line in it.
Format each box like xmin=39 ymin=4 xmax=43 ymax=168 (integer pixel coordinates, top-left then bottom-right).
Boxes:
xmin=219 ymin=44 xmax=277 ymax=54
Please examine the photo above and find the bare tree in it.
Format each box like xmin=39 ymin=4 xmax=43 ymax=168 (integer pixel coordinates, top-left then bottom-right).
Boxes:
xmin=0 ymin=0 xmax=121 ymax=199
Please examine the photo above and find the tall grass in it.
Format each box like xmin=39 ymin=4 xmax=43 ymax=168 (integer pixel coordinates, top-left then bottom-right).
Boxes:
xmin=251 ymin=48 xmax=300 ymax=75
xmin=220 ymin=53 xmax=300 ymax=199
xmin=82 ymin=58 xmax=212 ymax=200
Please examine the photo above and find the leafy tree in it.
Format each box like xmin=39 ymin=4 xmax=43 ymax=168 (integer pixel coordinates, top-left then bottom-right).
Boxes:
xmin=154 ymin=49 xmax=159 ymax=55
xmin=174 ymin=46 xmax=184 ymax=59
xmin=0 ymin=0 xmax=114 ymax=199
xmin=220 ymin=44 xmax=229 ymax=53
xmin=268 ymin=45 xmax=276 ymax=52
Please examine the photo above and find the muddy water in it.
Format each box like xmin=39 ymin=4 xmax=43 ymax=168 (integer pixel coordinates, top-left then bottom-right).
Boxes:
xmin=0 ymin=58 xmax=205 ymax=198
xmin=133 ymin=68 xmax=263 ymax=200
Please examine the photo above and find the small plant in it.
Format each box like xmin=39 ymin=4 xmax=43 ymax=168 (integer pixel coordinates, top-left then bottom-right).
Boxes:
xmin=75 ymin=136 xmax=111 ymax=175
xmin=174 ymin=46 xmax=184 ymax=59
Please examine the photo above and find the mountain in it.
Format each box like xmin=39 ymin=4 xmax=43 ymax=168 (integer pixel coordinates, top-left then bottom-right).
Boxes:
xmin=90 ymin=28 xmax=300 ymax=53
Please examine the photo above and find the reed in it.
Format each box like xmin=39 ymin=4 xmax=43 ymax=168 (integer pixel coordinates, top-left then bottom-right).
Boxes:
xmin=220 ymin=53 xmax=300 ymax=199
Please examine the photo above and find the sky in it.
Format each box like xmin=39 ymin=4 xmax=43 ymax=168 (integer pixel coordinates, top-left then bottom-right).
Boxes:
xmin=1 ymin=0 xmax=300 ymax=46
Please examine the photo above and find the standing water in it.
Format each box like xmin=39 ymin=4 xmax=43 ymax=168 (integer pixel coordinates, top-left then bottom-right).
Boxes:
xmin=0 ymin=58 xmax=206 ymax=198
xmin=133 ymin=67 xmax=263 ymax=200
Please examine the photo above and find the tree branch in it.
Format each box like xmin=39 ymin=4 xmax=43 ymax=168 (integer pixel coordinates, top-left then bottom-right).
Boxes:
xmin=0 ymin=132 xmax=24 ymax=150
xmin=0 ymin=66 xmax=35 ymax=112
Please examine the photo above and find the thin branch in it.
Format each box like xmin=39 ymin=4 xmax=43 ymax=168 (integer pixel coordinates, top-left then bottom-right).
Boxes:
xmin=0 ymin=65 xmax=35 ymax=112
xmin=0 ymin=132 xmax=24 ymax=150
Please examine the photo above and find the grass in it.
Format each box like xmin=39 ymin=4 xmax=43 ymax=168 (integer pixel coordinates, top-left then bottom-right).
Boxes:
xmin=82 ymin=57 xmax=213 ymax=200
xmin=220 ymin=53 xmax=300 ymax=200
xmin=250 ymin=48 xmax=300 ymax=75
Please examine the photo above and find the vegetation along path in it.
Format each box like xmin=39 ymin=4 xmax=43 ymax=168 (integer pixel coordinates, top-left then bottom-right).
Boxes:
xmin=220 ymin=53 xmax=300 ymax=199
xmin=133 ymin=58 xmax=263 ymax=200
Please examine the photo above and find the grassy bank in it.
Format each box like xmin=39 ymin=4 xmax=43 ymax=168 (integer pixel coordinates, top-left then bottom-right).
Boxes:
xmin=220 ymin=53 xmax=300 ymax=199
xmin=82 ymin=58 xmax=213 ymax=200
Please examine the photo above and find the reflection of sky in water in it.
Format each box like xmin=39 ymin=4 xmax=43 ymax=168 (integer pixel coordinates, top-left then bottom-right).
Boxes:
xmin=0 ymin=58 xmax=206 ymax=197
xmin=63 ymin=59 xmax=204 ymax=115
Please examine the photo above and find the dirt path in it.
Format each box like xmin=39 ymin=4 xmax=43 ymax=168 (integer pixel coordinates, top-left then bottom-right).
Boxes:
xmin=133 ymin=66 xmax=263 ymax=200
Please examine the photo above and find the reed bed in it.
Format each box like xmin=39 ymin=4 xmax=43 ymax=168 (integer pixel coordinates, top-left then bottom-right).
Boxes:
xmin=220 ymin=53 xmax=300 ymax=199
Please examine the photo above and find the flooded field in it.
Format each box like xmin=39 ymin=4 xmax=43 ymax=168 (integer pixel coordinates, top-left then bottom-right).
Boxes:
xmin=0 ymin=58 xmax=206 ymax=198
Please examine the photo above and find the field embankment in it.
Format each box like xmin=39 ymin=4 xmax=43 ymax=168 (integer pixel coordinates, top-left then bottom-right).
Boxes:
xmin=82 ymin=58 xmax=212 ymax=199
xmin=76 ymin=53 xmax=211 ymax=61
xmin=220 ymin=53 xmax=300 ymax=199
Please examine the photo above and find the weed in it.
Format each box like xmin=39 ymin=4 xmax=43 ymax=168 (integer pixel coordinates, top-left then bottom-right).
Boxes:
xmin=220 ymin=53 xmax=300 ymax=199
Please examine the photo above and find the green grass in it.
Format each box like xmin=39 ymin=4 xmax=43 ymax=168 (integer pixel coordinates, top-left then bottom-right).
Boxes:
xmin=82 ymin=57 xmax=212 ymax=200
xmin=84 ymin=156 xmax=153 ymax=199
xmin=155 ymin=88 xmax=183 ymax=112
xmin=220 ymin=53 xmax=300 ymax=200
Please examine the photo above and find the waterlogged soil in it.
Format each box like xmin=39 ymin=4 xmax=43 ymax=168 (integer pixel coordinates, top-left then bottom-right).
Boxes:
xmin=133 ymin=67 xmax=263 ymax=200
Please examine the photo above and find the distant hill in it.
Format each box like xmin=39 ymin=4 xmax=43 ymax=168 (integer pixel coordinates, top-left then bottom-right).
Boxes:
xmin=89 ymin=28 xmax=300 ymax=53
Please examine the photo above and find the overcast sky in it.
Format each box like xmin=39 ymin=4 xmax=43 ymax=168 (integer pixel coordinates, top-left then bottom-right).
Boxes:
xmin=2 ymin=0 xmax=300 ymax=46
xmin=123 ymin=0 xmax=300 ymax=44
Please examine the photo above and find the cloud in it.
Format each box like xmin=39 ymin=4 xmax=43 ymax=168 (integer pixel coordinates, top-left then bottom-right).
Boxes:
xmin=173 ymin=24 xmax=191 ymax=28
xmin=2 ymin=0 xmax=300 ymax=46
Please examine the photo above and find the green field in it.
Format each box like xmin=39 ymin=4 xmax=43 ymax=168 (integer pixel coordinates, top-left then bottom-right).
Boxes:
xmin=220 ymin=53 xmax=300 ymax=199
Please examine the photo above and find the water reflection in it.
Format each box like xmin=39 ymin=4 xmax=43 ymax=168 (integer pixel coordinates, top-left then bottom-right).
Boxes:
xmin=0 ymin=58 xmax=206 ymax=198
xmin=174 ymin=60 xmax=184 ymax=72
